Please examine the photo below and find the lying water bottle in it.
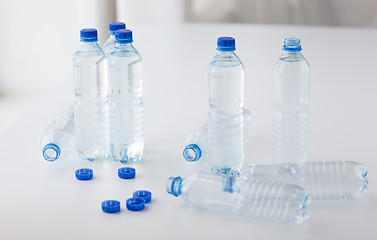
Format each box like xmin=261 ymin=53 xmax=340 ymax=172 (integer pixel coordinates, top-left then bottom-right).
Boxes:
xmin=273 ymin=38 xmax=310 ymax=165
xmin=103 ymin=22 xmax=126 ymax=54
xmin=208 ymin=37 xmax=245 ymax=174
xmin=107 ymin=29 xmax=144 ymax=163
xmin=166 ymin=171 xmax=309 ymax=225
xmin=240 ymin=161 xmax=368 ymax=200
xmin=73 ymin=28 xmax=110 ymax=161
xmin=183 ymin=109 xmax=251 ymax=163
xmin=40 ymin=104 xmax=74 ymax=161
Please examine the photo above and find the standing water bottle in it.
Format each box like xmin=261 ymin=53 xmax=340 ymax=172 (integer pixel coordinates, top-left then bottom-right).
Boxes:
xmin=240 ymin=161 xmax=368 ymax=200
xmin=107 ymin=29 xmax=144 ymax=163
xmin=166 ymin=171 xmax=309 ymax=225
xmin=103 ymin=22 xmax=126 ymax=54
xmin=40 ymin=104 xmax=74 ymax=161
xmin=73 ymin=28 xmax=110 ymax=161
xmin=208 ymin=37 xmax=245 ymax=174
xmin=273 ymin=38 xmax=310 ymax=166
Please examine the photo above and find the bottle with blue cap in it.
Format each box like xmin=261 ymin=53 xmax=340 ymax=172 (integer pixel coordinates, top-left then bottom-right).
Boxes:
xmin=73 ymin=28 xmax=110 ymax=161
xmin=273 ymin=38 xmax=310 ymax=168
xmin=107 ymin=29 xmax=144 ymax=163
xmin=207 ymin=36 xmax=245 ymax=174
xmin=166 ymin=171 xmax=310 ymax=225
xmin=103 ymin=22 xmax=126 ymax=54
xmin=40 ymin=104 xmax=74 ymax=161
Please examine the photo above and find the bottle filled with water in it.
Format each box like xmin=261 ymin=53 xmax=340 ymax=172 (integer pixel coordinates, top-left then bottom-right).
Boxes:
xmin=208 ymin=37 xmax=245 ymax=174
xmin=166 ymin=171 xmax=309 ymax=225
xmin=183 ymin=109 xmax=251 ymax=163
xmin=73 ymin=28 xmax=110 ymax=161
xmin=240 ymin=161 xmax=368 ymax=200
xmin=107 ymin=29 xmax=144 ymax=163
xmin=40 ymin=104 xmax=74 ymax=161
xmin=273 ymin=38 xmax=310 ymax=166
xmin=103 ymin=22 xmax=126 ymax=54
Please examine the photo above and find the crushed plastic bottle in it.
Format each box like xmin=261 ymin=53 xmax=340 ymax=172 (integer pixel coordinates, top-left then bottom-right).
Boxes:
xmin=167 ymin=171 xmax=309 ymax=225
xmin=240 ymin=161 xmax=368 ymax=200
xmin=103 ymin=22 xmax=126 ymax=54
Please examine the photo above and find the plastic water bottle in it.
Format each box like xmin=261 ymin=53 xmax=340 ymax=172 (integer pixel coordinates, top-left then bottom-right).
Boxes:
xmin=102 ymin=22 xmax=126 ymax=54
xmin=208 ymin=37 xmax=245 ymax=174
xmin=183 ymin=109 xmax=251 ymax=163
xmin=166 ymin=171 xmax=309 ymax=225
xmin=107 ymin=29 xmax=144 ymax=163
xmin=240 ymin=161 xmax=368 ymax=200
xmin=273 ymin=38 xmax=310 ymax=166
xmin=40 ymin=104 xmax=74 ymax=161
xmin=73 ymin=28 xmax=110 ymax=161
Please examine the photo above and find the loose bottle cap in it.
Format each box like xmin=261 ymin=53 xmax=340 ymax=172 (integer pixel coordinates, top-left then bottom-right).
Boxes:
xmin=126 ymin=197 xmax=145 ymax=211
xmin=109 ymin=22 xmax=126 ymax=35
xmin=101 ymin=200 xmax=120 ymax=213
xmin=80 ymin=28 xmax=98 ymax=42
xmin=118 ymin=167 xmax=136 ymax=179
xmin=75 ymin=168 xmax=93 ymax=180
xmin=217 ymin=36 xmax=236 ymax=51
xmin=115 ymin=29 xmax=133 ymax=44
xmin=133 ymin=190 xmax=152 ymax=203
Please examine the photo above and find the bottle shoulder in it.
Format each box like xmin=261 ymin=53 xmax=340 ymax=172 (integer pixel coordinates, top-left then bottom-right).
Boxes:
xmin=73 ymin=43 xmax=104 ymax=61
xmin=209 ymin=52 xmax=244 ymax=68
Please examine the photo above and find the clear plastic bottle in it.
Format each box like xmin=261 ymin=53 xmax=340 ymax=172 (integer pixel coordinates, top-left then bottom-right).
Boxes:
xmin=102 ymin=22 xmax=126 ymax=54
xmin=273 ymin=38 xmax=310 ymax=166
xmin=208 ymin=37 xmax=245 ymax=174
xmin=166 ymin=171 xmax=309 ymax=225
xmin=40 ymin=104 xmax=74 ymax=161
xmin=107 ymin=29 xmax=144 ymax=163
xmin=183 ymin=109 xmax=251 ymax=163
xmin=73 ymin=28 xmax=110 ymax=161
xmin=240 ymin=161 xmax=368 ymax=200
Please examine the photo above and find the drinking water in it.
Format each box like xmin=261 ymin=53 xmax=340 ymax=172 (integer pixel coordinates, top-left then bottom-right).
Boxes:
xmin=73 ymin=28 xmax=110 ymax=161
xmin=103 ymin=22 xmax=126 ymax=54
xmin=273 ymin=38 xmax=310 ymax=165
xmin=40 ymin=104 xmax=74 ymax=161
xmin=183 ymin=109 xmax=251 ymax=163
xmin=107 ymin=29 xmax=144 ymax=163
xmin=208 ymin=37 xmax=245 ymax=174
xmin=166 ymin=171 xmax=309 ymax=225
xmin=240 ymin=161 xmax=368 ymax=200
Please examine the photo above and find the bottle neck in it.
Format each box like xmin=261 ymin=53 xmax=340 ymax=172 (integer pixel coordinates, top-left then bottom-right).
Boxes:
xmin=216 ymin=50 xmax=236 ymax=56
xmin=115 ymin=42 xmax=133 ymax=49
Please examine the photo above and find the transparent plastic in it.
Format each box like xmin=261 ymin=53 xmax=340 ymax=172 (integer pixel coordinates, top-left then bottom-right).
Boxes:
xmin=73 ymin=41 xmax=110 ymax=161
xmin=40 ymin=105 xmax=74 ymax=161
xmin=103 ymin=35 xmax=116 ymax=55
xmin=166 ymin=171 xmax=309 ymax=225
xmin=208 ymin=49 xmax=245 ymax=174
xmin=107 ymin=42 xmax=144 ymax=163
xmin=240 ymin=161 xmax=368 ymax=200
xmin=184 ymin=109 xmax=251 ymax=163
xmin=273 ymin=38 xmax=310 ymax=165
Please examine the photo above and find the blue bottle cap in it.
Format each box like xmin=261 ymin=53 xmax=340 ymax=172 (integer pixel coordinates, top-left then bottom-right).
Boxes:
xmin=80 ymin=28 xmax=98 ymax=42
xmin=283 ymin=38 xmax=302 ymax=52
xmin=133 ymin=190 xmax=152 ymax=203
xmin=75 ymin=168 xmax=93 ymax=180
xmin=43 ymin=143 xmax=60 ymax=161
xmin=115 ymin=29 xmax=133 ymax=44
xmin=126 ymin=197 xmax=145 ymax=211
xmin=101 ymin=200 xmax=120 ymax=213
xmin=217 ymin=36 xmax=236 ymax=51
xmin=118 ymin=167 xmax=136 ymax=179
xmin=109 ymin=22 xmax=126 ymax=35
xmin=183 ymin=144 xmax=201 ymax=162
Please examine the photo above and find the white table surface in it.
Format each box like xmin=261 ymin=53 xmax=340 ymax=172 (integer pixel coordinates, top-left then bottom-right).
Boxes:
xmin=0 ymin=23 xmax=376 ymax=239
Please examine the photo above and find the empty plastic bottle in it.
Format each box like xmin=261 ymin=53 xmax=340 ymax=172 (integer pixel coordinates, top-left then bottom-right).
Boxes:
xmin=240 ymin=161 xmax=368 ymax=200
xmin=107 ymin=29 xmax=144 ymax=163
xmin=208 ymin=37 xmax=245 ymax=174
xmin=183 ymin=109 xmax=251 ymax=163
xmin=73 ymin=28 xmax=110 ymax=161
xmin=273 ymin=38 xmax=310 ymax=166
xmin=40 ymin=104 xmax=74 ymax=161
xmin=103 ymin=22 xmax=126 ymax=54
xmin=166 ymin=171 xmax=309 ymax=225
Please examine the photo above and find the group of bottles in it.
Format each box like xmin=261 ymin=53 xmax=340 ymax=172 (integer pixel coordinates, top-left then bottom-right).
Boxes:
xmin=167 ymin=37 xmax=368 ymax=225
xmin=40 ymin=22 xmax=144 ymax=164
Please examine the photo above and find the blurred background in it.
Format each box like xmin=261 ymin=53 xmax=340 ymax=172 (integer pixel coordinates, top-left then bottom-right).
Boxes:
xmin=0 ymin=0 xmax=376 ymax=133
